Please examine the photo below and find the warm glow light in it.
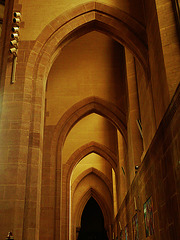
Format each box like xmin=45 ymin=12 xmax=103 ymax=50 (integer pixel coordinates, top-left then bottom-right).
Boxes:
xmin=112 ymin=168 xmax=118 ymax=217
xmin=71 ymin=153 xmax=112 ymax=185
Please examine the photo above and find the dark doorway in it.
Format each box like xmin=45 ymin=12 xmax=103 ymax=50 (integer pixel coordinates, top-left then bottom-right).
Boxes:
xmin=78 ymin=197 xmax=108 ymax=240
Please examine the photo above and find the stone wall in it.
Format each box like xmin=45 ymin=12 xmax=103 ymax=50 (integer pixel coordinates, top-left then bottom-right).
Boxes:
xmin=0 ymin=1 xmax=179 ymax=240
xmin=113 ymin=84 xmax=180 ymax=240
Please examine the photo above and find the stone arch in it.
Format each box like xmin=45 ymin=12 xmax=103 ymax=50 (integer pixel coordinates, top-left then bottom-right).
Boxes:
xmin=24 ymin=2 xmax=149 ymax=190
xmin=52 ymin=96 xmax=127 ymax=170
xmin=74 ymin=188 xmax=112 ymax=234
xmin=27 ymin=1 xmax=148 ymax=79
xmin=65 ymin=141 xmax=118 ymax=177
xmin=43 ymin=96 xmax=126 ymax=240
xmin=71 ymin=167 xmax=113 ymax=238
xmin=61 ymin=141 xmax=118 ymax=240
xmin=72 ymin=167 xmax=113 ymax=199
xmin=54 ymin=96 xmax=126 ymax=146
xmin=25 ymin=2 xmax=148 ymax=240
xmin=24 ymin=2 xmax=149 ymax=128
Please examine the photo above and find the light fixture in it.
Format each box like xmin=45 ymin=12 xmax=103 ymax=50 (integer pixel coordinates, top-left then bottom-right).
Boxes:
xmin=12 ymin=26 xmax=19 ymax=32
xmin=9 ymin=11 xmax=21 ymax=84
xmin=14 ymin=12 xmax=21 ymax=18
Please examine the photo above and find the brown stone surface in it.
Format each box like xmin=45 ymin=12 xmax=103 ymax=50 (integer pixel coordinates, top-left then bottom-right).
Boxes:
xmin=0 ymin=1 xmax=179 ymax=240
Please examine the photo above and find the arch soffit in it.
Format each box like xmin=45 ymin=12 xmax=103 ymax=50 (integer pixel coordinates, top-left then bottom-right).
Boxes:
xmin=72 ymin=174 xmax=113 ymax=218
xmin=65 ymin=141 xmax=118 ymax=184
xmin=64 ymin=142 xmax=115 ymax=237
xmin=75 ymin=188 xmax=112 ymax=228
xmin=27 ymin=1 xmax=149 ymax=80
xmin=53 ymin=96 xmax=127 ymax=153
xmin=72 ymin=167 xmax=113 ymax=199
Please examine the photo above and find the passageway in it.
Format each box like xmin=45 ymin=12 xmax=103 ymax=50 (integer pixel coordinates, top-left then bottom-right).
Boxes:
xmin=78 ymin=197 xmax=109 ymax=240
xmin=0 ymin=1 xmax=179 ymax=240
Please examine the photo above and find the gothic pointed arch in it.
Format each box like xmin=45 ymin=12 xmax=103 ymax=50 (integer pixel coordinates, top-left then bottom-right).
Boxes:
xmin=65 ymin=141 xmax=118 ymax=178
xmin=51 ymin=96 xmax=127 ymax=174
xmin=26 ymin=1 xmax=149 ymax=81
xmin=26 ymin=3 xmax=149 ymax=240
xmin=74 ymin=188 xmax=112 ymax=232
xmin=53 ymin=96 xmax=126 ymax=148
xmin=61 ymin=141 xmax=118 ymax=240
xmin=72 ymin=167 xmax=112 ymax=199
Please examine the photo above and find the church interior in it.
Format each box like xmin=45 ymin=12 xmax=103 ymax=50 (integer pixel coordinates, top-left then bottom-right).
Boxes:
xmin=0 ymin=0 xmax=179 ymax=240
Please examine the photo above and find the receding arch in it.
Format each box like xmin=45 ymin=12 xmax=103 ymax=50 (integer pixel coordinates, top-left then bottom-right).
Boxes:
xmin=77 ymin=197 xmax=108 ymax=240
xmin=27 ymin=1 xmax=149 ymax=79
xmin=27 ymin=3 xmax=148 ymax=240
xmin=52 ymin=96 xmax=127 ymax=161
xmin=71 ymin=168 xmax=113 ymax=239
xmin=61 ymin=141 xmax=118 ymax=240
xmin=74 ymin=188 xmax=112 ymax=233
xmin=65 ymin=141 xmax=118 ymax=178
xmin=63 ymin=141 xmax=118 ymax=216
xmin=24 ymin=2 xmax=150 ymax=124
xmin=47 ymin=97 xmax=126 ymax=240
xmin=51 ymin=96 xmax=127 ymax=183
xmin=72 ymin=167 xmax=113 ymax=199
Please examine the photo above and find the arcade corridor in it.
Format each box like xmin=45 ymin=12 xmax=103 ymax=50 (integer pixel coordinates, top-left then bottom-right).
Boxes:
xmin=77 ymin=197 xmax=108 ymax=240
xmin=0 ymin=1 xmax=179 ymax=240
